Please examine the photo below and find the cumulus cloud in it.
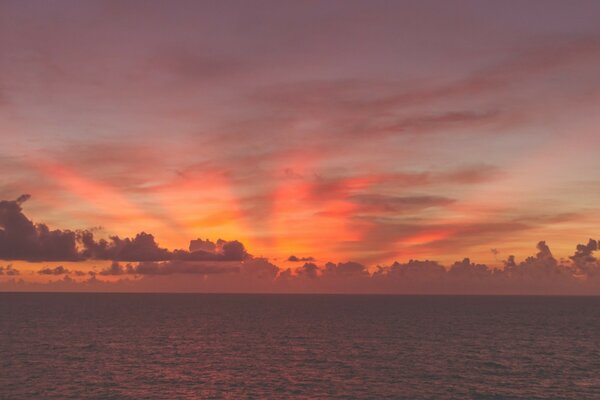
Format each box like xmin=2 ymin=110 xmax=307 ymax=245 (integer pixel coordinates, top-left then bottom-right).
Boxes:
xmin=81 ymin=232 xmax=248 ymax=262
xmin=3 ymin=239 xmax=600 ymax=294
xmin=2 ymin=196 xmax=600 ymax=294
xmin=81 ymin=232 xmax=171 ymax=261
xmin=189 ymin=238 xmax=217 ymax=253
xmin=240 ymin=258 xmax=279 ymax=279
xmin=295 ymin=262 xmax=320 ymax=279
xmin=0 ymin=195 xmax=249 ymax=263
xmin=323 ymin=261 xmax=370 ymax=278
xmin=183 ymin=239 xmax=248 ymax=262
xmin=569 ymin=239 xmax=600 ymax=277
xmin=0 ymin=195 xmax=82 ymax=261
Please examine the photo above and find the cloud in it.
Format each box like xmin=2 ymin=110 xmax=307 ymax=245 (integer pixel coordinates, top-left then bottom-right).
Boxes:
xmin=240 ymin=258 xmax=280 ymax=280
xmin=98 ymin=261 xmax=127 ymax=276
xmin=100 ymin=260 xmax=241 ymax=276
xmin=384 ymin=259 xmax=446 ymax=281
xmin=0 ymin=195 xmax=249 ymax=263
xmin=81 ymin=232 xmax=172 ymax=261
xmin=250 ymin=37 xmax=600 ymax=134
xmin=37 ymin=265 xmax=71 ymax=275
xmin=569 ymin=239 xmax=600 ymax=277
xmin=0 ymin=264 xmax=19 ymax=276
xmin=3 ymin=240 xmax=600 ymax=294
xmin=189 ymin=238 xmax=217 ymax=253
xmin=295 ymin=262 xmax=320 ymax=279
xmin=348 ymin=194 xmax=454 ymax=214
xmin=2 ymin=196 xmax=600 ymax=294
xmin=0 ymin=195 xmax=82 ymax=261
xmin=81 ymin=232 xmax=248 ymax=262
xmin=287 ymin=255 xmax=315 ymax=262
xmin=323 ymin=261 xmax=369 ymax=278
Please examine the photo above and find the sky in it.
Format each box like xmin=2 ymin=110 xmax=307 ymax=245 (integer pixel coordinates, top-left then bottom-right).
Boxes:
xmin=1 ymin=0 xmax=600 ymax=293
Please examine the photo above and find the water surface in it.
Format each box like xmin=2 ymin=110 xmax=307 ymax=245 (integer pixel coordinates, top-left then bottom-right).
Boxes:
xmin=1 ymin=294 xmax=599 ymax=399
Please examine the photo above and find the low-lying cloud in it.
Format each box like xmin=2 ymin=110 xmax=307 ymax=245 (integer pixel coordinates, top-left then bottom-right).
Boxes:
xmin=287 ymin=255 xmax=315 ymax=262
xmin=1 ymin=196 xmax=600 ymax=294
xmin=0 ymin=264 xmax=19 ymax=276
xmin=0 ymin=195 xmax=248 ymax=263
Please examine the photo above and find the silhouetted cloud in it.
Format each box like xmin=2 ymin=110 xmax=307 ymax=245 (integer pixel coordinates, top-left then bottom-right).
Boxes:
xmin=98 ymin=261 xmax=127 ymax=276
xmin=100 ymin=260 xmax=240 ymax=276
xmin=81 ymin=232 xmax=248 ymax=262
xmin=383 ymin=259 xmax=447 ymax=281
xmin=2 ymin=196 xmax=600 ymax=294
xmin=0 ymin=264 xmax=19 ymax=276
xmin=37 ymin=265 xmax=70 ymax=275
xmin=287 ymin=255 xmax=315 ymax=262
xmin=3 ymin=239 xmax=600 ymax=294
xmin=0 ymin=196 xmax=82 ymax=261
xmin=295 ymin=262 xmax=320 ymax=279
xmin=240 ymin=258 xmax=279 ymax=279
xmin=189 ymin=238 xmax=217 ymax=253
xmin=81 ymin=232 xmax=171 ymax=261
xmin=0 ymin=195 xmax=249 ymax=263
xmin=323 ymin=261 xmax=369 ymax=277
xmin=184 ymin=239 xmax=248 ymax=262
xmin=569 ymin=239 xmax=600 ymax=277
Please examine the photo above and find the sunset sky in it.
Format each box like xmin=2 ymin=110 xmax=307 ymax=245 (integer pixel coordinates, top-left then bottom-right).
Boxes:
xmin=1 ymin=1 xmax=600 ymax=292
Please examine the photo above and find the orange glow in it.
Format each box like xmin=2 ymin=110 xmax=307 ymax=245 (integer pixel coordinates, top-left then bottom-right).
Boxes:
xmin=400 ymin=229 xmax=454 ymax=246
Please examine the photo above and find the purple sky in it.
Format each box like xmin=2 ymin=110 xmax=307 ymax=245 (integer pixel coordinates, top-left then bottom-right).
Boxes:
xmin=1 ymin=1 xmax=600 ymax=292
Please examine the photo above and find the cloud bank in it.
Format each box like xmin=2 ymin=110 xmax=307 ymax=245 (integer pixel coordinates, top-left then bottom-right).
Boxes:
xmin=0 ymin=195 xmax=247 ymax=263
xmin=1 ymin=196 xmax=599 ymax=294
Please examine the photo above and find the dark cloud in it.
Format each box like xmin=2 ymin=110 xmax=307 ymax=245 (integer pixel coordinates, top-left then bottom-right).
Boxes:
xmin=287 ymin=255 xmax=315 ymax=262
xmin=569 ymin=239 xmax=600 ymax=276
xmin=385 ymin=259 xmax=446 ymax=281
xmin=0 ymin=195 xmax=82 ymax=261
xmin=323 ymin=261 xmax=369 ymax=277
xmin=368 ymin=240 xmax=592 ymax=294
xmin=37 ymin=265 xmax=71 ymax=275
xmin=449 ymin=258 xmax=491 ymax=279
xmin=3 ymin=240 xmax=600 ymax=294
xmin=0 ymin=196 xmax=249 ymax=263
xmin=97 ymin=258 xmax=275 ymax=278
xmin=82 ymin=233 xmax=248 ymax=262
xmin=295 ymin=262 xmax=320 ymax=279
xmin=2 ymin=196 xmax=600 ymax=294
xmin=81 ymin=232 xmax=172 ymax=261
xmin=0 ymin=264 xmax=19 ymax=276
xmin=127 ymin=260 xmax=240 ymax=276
xmin=239 ymin=258 xmax=280 ymax=280
xmin=37 ymin=265 xmax=88 ymax=276
xmin=189 ymin=238 xmax=217 ymax=253
xmin=98 ymin=261 xmax=127 ymax=276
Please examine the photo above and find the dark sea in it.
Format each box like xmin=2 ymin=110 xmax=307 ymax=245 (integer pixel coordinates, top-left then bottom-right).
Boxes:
xmin=1 ymin=294 xmax=599 ymax=399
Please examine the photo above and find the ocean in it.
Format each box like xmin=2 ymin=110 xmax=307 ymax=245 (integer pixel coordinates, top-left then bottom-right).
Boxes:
xmin=1 ymin=293 xmax=599 ymax=399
